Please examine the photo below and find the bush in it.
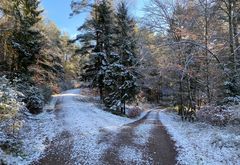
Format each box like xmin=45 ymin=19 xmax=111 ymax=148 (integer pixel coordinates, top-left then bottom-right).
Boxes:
xmin=23 ymin=86 xmax=44 ymax=114
xmin=52 ymin=85 xmax=61 ymax=94
xmin=38 ymin=85 xmax=53 ymax=102
xmin=127 ymin=106 xmax=142 ymax=118
xmin=16 ymin=80 xmax=44 ymax=114
xmin=196 ymin=106 xmax=231 ymax=126
xmin=0 ymin=76 xmax=25 ymax=140
xmin=222 ymin=96 xmax=240 ymax=105
xmin=0 ymin=76 xmax=24 ymax=120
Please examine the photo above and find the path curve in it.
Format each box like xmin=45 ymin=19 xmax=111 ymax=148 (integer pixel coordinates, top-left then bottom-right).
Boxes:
xmin=33 ymin=89 xmax=177 ymax=165
xmin=101 ymin=110 xmax=177 ymax=165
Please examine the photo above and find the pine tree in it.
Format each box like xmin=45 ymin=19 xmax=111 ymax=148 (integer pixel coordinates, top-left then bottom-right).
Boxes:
xmin=76 ymin=0 xmax=115 ymax=101
xmin=104 ymin=1 xmax=139 ymax=114
xmin=115 ymin=1 xmax=137 ymax=67
xmin=73 ymin=1 xmax=139 ymax=113
xmin=9 ymin=0 xmax=43 ymax=72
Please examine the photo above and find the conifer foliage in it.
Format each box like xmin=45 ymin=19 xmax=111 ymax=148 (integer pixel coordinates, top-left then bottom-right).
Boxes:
xmin=0 ymin=0 xmax=77 ymax=114
xmin=104 ymin=2 xmax=138 ymax=114
xmin=10 ymin=0 xmax=43 ymax=72
xmin=73 ymin=0 xmax=139 ymax=114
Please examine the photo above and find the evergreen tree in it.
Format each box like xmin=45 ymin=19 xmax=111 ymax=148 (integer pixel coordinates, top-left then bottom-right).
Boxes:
xmin=115 ymin=1 xmax=137 ymax=67
xmin=9 ymin=0 xmax=43 ymax=72
xmin=73 ymin=1 xmax=138 ymax=113
xmin=76 ymin=0 xmax=115 ymax=101
xmin=104 ymin=1 xmax=138 ymax=114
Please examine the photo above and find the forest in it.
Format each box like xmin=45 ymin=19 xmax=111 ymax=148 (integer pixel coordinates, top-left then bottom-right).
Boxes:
xmin=0 ymin=0 xmax=239 ymax=164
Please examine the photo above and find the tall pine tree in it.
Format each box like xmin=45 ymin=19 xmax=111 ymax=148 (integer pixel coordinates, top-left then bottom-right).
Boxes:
xmin=73 ymin=0 xmax=139 ymax=114
xmin=75 ymin=0 xmax=115 ymax=101
xmin=104 ymin=1 xmax=139 ymax=114
xmin=10 ymin=0 xmax=43 ymax=72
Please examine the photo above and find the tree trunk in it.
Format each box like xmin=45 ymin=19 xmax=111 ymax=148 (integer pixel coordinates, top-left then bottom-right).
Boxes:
xmin=204 ymin=0 xmax=211 ymax=103
xmin=178 ymin=79 xmax=184 ymax=115
xmin=228 ymin=1 xmax=236 ymax=72
xmin=123 ymin=101 xmax=126 ymax=115
xmin=233 ymin=0 xmax=239 ymax=63
xmin=99 ymin=86 xmax=103 ymax=102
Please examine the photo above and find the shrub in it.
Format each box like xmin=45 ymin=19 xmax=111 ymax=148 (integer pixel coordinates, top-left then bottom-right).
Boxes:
xmin=127 ymin=106 xmax=142 ymax=118
xmin=0 ymin=76 xmax=24 ymax=120
xmin=196 ymin=106 xmax=231 ymax=126
xmin=0 ymin=76 xmax=25 ymax=139
xmin=222 ymin=96 xmax=240 ymax=105
xmin=16 ymin=80 xmax=44 ymax=114
xmin=38 ymin=85 xmax=53 ymax=102
xmin=22 ymin=86 xmax=44 ymax=114
xmin=52 ymin=84 xmax=61 ymax=94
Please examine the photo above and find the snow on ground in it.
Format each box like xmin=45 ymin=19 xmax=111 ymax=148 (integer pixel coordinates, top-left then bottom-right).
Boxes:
xmin=133 ymin=124 xmax=153 ymax=145
xmin=118 ymin=146 xmax=144 ymax=164
xmin=1 ymin=89 xmax=133 ymax=165
xmin=46 ymin=89 xmax=133 ymax=164
xmin=159 ymin=110 xmax=240 ymax=165
xmin=0 ymin=110 xmax=61 ymax=165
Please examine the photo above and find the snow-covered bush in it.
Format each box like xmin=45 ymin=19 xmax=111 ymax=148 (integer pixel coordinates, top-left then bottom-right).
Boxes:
xmin=222 ymin=96 xmax=240 ymax=105
xmin=0 ymin=75 xmax=25 ymax=156
xmin=197 ymin=106 xmax=231 ymax=126
xmin=38 ymin=85 xmax=52 ymax=102
xmin=24 ymin=87 xmax=44 ymax=114
xmin=16 ymin=80 xmax=44 ymax=114
xmin=0 ymin=76 xmax=24 ymax=120
xmin=225 ymin=105 xmax=240 ymax=125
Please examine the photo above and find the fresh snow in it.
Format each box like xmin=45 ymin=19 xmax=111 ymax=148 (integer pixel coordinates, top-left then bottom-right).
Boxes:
xmin=59 ymin=89 xmax=132 ymax=164
xmin=119 ymin=146 xmax=143 ymax=164
xmin=133 ymin=124 xmax=153 ymax=145
xmin=2 ymin=88 xmax=239 ymax=165
xmin=159 ymin=110 xmax=240 ymax=165
xmin=0 ymin=110 xmax=60 ymax=165
xmin=0 ymin=89 xmax=133 ymax=164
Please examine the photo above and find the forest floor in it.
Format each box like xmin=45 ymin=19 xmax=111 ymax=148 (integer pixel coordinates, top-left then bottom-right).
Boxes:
xmin=33 ymin=89 xmax=177 ymax=165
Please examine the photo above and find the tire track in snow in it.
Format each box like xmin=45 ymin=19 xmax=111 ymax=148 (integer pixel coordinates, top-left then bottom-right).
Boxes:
xmin=100 ymin=110 xmax=177 ymax=165
xmin=100 ymin=111 xmax=152 ymax=165
xmin=145 ymin=110 xmax=177 ymax=165
xmin=33 ymin=96 xmax=74 ymax=165
xmin=32 ymin=130 xmax=74 ymax=165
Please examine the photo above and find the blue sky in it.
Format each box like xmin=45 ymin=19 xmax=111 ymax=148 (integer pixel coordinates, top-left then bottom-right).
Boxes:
xmin=40 ymin=0 xmax=149 ymax=38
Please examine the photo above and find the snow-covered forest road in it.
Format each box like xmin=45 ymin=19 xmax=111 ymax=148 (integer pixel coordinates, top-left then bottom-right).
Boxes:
xmin=33 ymin=89 xmax=177 ymax=165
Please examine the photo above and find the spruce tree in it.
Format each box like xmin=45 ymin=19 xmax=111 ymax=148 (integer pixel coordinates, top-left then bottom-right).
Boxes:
xmin=76 ymin=0 xmax=115 ymax=101
xmin=103 ymin=1 xmax=139 ymax=114
xmin=115 ymin=1 xmax=137 ymax=67
xmin=74 ymin=1 xmax=139 ymax=113
xmin=10 ymin=0 xmax=43 ymax=72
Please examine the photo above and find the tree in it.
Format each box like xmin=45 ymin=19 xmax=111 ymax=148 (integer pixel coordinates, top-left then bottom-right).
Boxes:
xmin=9 ymin=0 xmax=43 ymax=72
xmin=104 ymin=1 xmax=139 ymax=114
xmin=142 ymin=0 xmax=226 ymax=110
xmin=216 ymin=0 xmax=240 ymax=98
xmin=72 ymin=0 xmax=139 ymax=114
xmin=33 ymin=20 xmax=65 ymax=87
xmin=0 ymin=0 xmax=16 ymax=71
xmin=73 ymin=0 xmax=115 ymax=101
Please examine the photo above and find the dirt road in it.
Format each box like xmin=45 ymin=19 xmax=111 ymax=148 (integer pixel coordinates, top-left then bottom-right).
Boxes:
xmin=33 ymin=89 xmax=177 ymax=165
xmin=101 ymin=110 xmax=177 ymax=165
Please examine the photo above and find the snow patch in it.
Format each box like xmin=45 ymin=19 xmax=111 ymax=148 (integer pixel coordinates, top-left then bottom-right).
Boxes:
xmin=0 ymin=110 xmax=61 ymax=165
xmin=119 ymin=146 xmax=143 ymax=164
xmin=159 ymin=110 xmax=240 ymax=165
xmin=133 ymin=124 xmax=153 ymax=145
xmin=53 ymin=89 xmax=132 ymax=164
